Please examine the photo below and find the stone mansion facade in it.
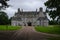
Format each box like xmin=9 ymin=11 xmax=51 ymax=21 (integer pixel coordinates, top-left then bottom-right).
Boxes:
xmin=11 ymin=7 xmax=49 ymax=26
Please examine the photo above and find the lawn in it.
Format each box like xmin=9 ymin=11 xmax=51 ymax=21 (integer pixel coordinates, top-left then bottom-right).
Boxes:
xmin=0 ymin=25 xmax=21 ymax=30
xmin=35 ymin=25 xmax=60 ymax=34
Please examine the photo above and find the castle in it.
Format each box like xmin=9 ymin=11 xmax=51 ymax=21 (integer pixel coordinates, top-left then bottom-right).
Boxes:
xmin=11 ymin=7 xmax=49 ymax=26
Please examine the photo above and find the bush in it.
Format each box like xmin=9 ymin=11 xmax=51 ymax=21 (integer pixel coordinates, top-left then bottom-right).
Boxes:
xmin=49 ymin=20 xmax=58 ymax=25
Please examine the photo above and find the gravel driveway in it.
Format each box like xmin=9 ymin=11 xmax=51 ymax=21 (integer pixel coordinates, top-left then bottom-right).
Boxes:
xmin=10 ymin=26 xmax=53 ymax=40
xmin=0 ymin=26 xmax=60 ymax=40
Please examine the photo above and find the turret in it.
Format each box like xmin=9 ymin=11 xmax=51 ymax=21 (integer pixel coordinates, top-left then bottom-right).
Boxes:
xmin=39 ymin=7 xmax=43 ymax=12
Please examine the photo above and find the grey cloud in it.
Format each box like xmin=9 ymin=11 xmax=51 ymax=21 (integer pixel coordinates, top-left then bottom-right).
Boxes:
xmin=8 ymin=0 xmax=47 ymax=10
xmin=3 ymin=0 xmax=47 ymax=18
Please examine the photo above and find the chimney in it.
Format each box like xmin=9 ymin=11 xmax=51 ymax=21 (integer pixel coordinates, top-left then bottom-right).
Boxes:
xmin=18 ymin=8 xmax=20 ymax=12
xmin=36 ymin=9 xmax=37 ymax=12
xmin=39 ymin=7 xmax=43 ymax=12
xmin=21 ymin=9 xmax=23 ymax=12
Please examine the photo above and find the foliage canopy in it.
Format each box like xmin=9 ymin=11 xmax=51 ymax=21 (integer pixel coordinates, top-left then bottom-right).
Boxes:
xmin=0 ymin=0 xmax=9 ymax=10
xmin=45 ymin=0 xmax=60 ymax=20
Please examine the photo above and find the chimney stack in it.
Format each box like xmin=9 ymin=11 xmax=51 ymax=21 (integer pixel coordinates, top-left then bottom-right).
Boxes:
xmin=39 ymin=7 xmax=43 ymax=12
xmin=36 ymin=9 xmax=37 ymax=12
xmin=21 ymin=9 xmax=23 ymax=12
xmin=18 ymin=8 xmax=20 ymax=12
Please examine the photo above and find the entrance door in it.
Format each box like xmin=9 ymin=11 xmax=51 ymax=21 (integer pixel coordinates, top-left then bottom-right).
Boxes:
xmin=28 ymin=22 xmax=31 ymax=26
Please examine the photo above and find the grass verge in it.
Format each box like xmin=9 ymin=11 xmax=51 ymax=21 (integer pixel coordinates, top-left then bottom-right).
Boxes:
xmin=35 ymin=25 xmax=60 ymax=34
xmin=0 ymin=25 xmax=21 ymax=30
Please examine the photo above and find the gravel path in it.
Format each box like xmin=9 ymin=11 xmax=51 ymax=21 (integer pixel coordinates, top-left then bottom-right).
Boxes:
xmin=0 ymin=26 xmax=60 ymax=40
xmin=10 ymin=26 xmax=59 ymax=40
xmin=0 ymin=30 xmax=16 ymax=40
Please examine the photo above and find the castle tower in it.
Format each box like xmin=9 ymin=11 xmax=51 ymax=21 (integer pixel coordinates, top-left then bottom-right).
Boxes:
xmin=39 ymin=7 xmax=45 ymax=17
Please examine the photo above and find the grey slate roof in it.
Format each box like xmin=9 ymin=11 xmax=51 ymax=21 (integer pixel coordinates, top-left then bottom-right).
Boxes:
xmin=37 ymin=16 xmax=49 ymax=20
xmin=12 ymin=17 xmax=22 ymax=21
xmin=12 ymin=11 xmax=48 ymax=21
xmin=15 ymin=11 xmax=39 ymax=15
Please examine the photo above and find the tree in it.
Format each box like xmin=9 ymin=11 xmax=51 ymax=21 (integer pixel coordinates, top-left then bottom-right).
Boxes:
xmin=9 ymin=17 xmax=12 ymax=25
xmin=0 ymin=0 xmax=9 ymax=10
xmin=49 ymin=20 xmax=58 ymax=25
xmin=44 ymin=0 xmax=60 ymax=21
xmin=0 ymin=0 xmax=10 ymax=25
xmin=0 ymin=11 xmax=9 ymax=25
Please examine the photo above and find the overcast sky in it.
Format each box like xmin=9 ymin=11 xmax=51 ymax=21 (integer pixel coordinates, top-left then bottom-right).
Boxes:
xmin=3 ymin=0 xmax=48 ymax=18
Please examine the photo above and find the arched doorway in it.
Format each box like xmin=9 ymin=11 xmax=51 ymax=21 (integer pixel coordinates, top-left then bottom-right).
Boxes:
xmin=27 ymin=22 xmax=32 ymax=26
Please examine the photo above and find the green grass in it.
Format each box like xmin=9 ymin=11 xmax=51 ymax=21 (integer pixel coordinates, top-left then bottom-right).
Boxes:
xmin=0 ymin=25 xmax=21 ymax=30
xmin=35 ymin=25 xmax=60 ymax=34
